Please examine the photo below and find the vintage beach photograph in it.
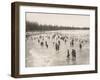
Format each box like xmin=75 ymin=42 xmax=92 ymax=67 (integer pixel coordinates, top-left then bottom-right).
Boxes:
xmin=25 ymin=12 xmax=90 ymax=67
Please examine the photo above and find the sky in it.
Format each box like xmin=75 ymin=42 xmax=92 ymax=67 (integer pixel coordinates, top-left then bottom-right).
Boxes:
xmin=26 ymin=12 xmax=90 ymax=28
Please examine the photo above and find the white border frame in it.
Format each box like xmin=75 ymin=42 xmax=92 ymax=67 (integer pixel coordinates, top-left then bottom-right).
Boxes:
xmin=19 ymin=6 xmax=95 ymax=74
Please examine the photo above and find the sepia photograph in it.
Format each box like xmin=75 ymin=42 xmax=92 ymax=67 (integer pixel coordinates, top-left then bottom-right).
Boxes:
xmin=25 ymin=12 xmax=90 ymax=67
xmin=11 ymin=2 xmax=97 ymax=77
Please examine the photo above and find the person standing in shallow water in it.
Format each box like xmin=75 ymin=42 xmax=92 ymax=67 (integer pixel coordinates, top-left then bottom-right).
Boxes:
xmin=72 ymin=49 xmax=76 ymax=59
xmin=79 ymin=43 xmax=82 ymax=50
xmin=66 ymin=49 xmax=70 ymax=64
xmin=40 ymin=41 xmax=44 ymax=47
xmin=70 ymin=39 xmax=74 ymax=47
xmin=67 ymin=49 xmax=70 ymax=58
xmin=45 ymin=41 xmax=48 ymax=48
xmin=55 ymin=43 xmax=58 ymax=51
xmin=55 ymin=42 xmax=59 ymax=53
xmin=58 ymin=40 xmax=60 ymax=45
xmin=71 ymin=49 xmax=77 ymax=65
